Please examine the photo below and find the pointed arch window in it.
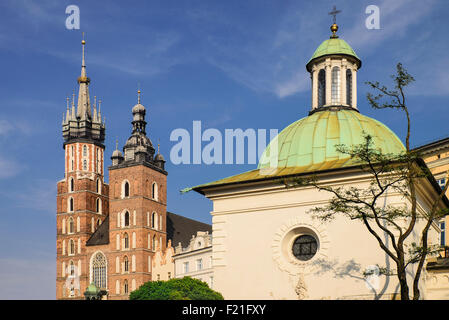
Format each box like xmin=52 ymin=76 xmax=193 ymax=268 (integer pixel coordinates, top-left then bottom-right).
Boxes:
xmin=151 ymin=212 xmax=157 ymax=229
xmin=124 ymin=181 xmax=129 ymax=198
xmin=124 ymin=233 xmax=129 ymax=249
xmin=83 ymin=145 xmax=87 ymax=157
xmin=96 ymin=179 xmax=101 ymax=194
xmin=331 ymin=67 xmax=341 ymax=104
xmin=69 ymin=178 xmax=74 ymax=193
xmin=68 ymin=197 xmax=74 ymax=213
xmin=70 ymin=260 xmax=75 ymax=276
xmin=83 ymin=159 xmax=87 ymax=171
xmin=346 ymin=69 xmax=353 ymax=106
xmin=68 ymin=218 xmax=74 ymax=234
xmin=152 ymin=182 xmax=158 ymax=200
xmin=124 ymin=256 xmax=129 ymax=273
xmin=124 ymin=280 xmax=129 ymax=294
xmin=91 ymin=252 xmax=107 ymax=289
xmin=95 ymin=198 xmax=101 ymax=214
xmin=124 ymin=212 xmax=130 ymax=227
xmin=318 ymin=69 xmax=326 ymax=107
xmin=69 ymin=239 xmax=75 ymax=255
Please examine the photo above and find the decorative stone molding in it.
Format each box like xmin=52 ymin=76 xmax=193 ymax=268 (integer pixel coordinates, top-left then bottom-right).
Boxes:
xmin=272 ymin=215 xmax=330 ymax=276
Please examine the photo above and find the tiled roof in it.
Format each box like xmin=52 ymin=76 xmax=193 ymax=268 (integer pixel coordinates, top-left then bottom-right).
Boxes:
xmin=86 ymin=215 xmax=109 ymax=246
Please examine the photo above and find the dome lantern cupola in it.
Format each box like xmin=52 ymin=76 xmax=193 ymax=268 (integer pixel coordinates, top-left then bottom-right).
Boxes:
xmin=306 ymin=7 xmax=361 ymax=114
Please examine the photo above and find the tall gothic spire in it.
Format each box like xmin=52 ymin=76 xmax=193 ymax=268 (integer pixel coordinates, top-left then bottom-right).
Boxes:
xmin=62 ymin=35 xmax=105 ymax=146
xmin=76 ymin=33 xmax=92 ymax=120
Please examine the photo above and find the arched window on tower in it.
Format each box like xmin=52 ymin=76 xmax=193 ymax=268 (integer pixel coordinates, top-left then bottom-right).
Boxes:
xmin=91 ymin=252 xmax=107 ymax=289
xmin=68 ymin=217 xmax=74 ymax=234
xmin=124 ymin=212 xmax=130 ymax=227
xmin=124 ymin=233 xmax=129 ymax=249
xmin=96 ymin=198 xmax=101 ymax=214
xmin=83 ymin=145 xmax=87 ymax=157
xmin=152 ymin=182 xmax=158 ymax=200
xmin=70 ymin=260 xmax=75 ymax=276
xmin=96 ymin=179 xmax=101 ymax=194
xmin=151 ymin=212 xmax=157 ymax=229
xmin=346 ymin=69 xmax=353 ymax=106
xmin=318 ymin=69 xmax=326 ymax=107
xmin=124 ymin=280 xmax=129 ymax=294
xmin=331 ymin=67 xmax=341 ymax=104
xmin=83 ymin=159 xmax=87 ymax=171
xmin=124 ymin=181 xmax=130 ymax=198
xmin=69 ymin=239 xmax=75 ymax=255
xmin=69 ymin=177 xmax=74 ymax=193
xmin=69 ymin=197 xmax=74 ymax=213
xmin=124 ymin=256 xmax=129 ymax=273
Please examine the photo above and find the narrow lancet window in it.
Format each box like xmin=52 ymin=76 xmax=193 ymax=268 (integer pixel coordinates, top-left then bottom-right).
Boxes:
xmin=346 ymin=69 xmax=352 ymax=106
xmin=331 ymin=67 xmax=340 ymax=104
xmin=318 ymin=69 xmax=326 ymax=107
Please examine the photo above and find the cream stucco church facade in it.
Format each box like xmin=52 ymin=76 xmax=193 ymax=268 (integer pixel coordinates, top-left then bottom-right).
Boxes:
xmin=188 ymin=22 xmax=449 ymax=299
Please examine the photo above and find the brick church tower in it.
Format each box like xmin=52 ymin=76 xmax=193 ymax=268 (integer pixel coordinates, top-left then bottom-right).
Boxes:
xmin=106 ymin=90 xmax=168 ymax=299
xmin=56 ymin=38 xmax=109 ymax=299
xmin=56 ymin=37 xmax=210 ymax=300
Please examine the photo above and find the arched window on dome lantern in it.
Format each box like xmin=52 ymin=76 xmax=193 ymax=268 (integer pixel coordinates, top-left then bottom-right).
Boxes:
xmin=318 ymin=69 xmax=326 ymax=107
xmin=346 ymin=69 xmax=352 ymax=106
xmin=331 ymin=67 xmax=340 ymax=105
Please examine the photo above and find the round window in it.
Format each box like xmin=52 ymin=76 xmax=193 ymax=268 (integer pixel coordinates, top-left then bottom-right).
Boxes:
xmin=292 ymin=235 xmax=318 ymax=261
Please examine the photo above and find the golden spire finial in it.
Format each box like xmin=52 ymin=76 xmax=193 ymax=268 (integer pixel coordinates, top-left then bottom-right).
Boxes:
xmin=137 ymin=82 xmax=141 ymax=104
xmin=328 ymin=5 xmax=341 ymax=38
xmin=82 ymin=32 xmax=85 ymax=45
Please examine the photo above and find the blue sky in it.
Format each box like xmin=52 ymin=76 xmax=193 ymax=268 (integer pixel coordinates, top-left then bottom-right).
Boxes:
xmin=0 ymin=0 xmax=448 ymax=299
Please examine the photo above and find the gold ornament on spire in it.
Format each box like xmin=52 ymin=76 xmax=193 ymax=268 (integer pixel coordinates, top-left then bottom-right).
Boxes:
xmin=138 ymin=89 xmax=141 ymax=104
xmin=328 ymin=5 xmax=341 ymax=38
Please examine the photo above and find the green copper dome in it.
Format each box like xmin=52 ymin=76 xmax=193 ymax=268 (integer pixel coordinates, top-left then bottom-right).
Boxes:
xmin=306 ymin=38 xmax=361 ymax=71
xmin=258 ymin=109 xmax=405 ymax=171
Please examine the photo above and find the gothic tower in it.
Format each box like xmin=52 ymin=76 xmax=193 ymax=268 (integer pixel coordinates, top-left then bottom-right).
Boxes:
xmin=56 ymin=37 xmax=109 ymax=299
xmin=108 ymin=91 xmax=167 ymax=299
